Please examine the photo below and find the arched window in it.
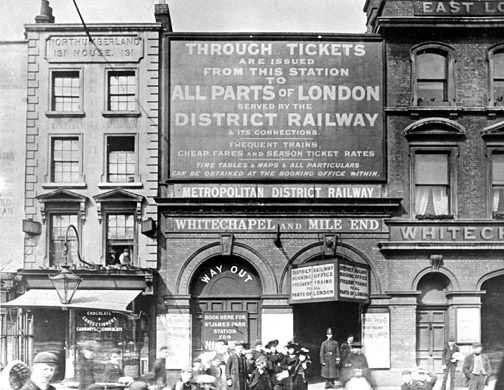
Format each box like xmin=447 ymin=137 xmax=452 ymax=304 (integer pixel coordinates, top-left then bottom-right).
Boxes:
xmin=488 ymin=45 xmax=504 ymax=106
xmin=411 ymin=43 xmax=455 ymax=106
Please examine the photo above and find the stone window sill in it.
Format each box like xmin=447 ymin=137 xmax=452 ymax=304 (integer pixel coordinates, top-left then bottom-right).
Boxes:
xmin=98 ymin=182 xmax=143 ymax=189
xmin=102 ymin=111 xmax=141 ymax=118
xmin=46 ymin=111 xmax=85 ymax=118
xmin=42 ymin=182 xmax=87 ymax=189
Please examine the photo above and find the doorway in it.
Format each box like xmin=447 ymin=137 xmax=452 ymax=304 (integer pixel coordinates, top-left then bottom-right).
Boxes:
xmin=293 ymin=301 xmax=361 ymax=381
xmin=481 ymin=275 xmax=504 ymax=372
xmin=190 ymin=256 xmax=262 ymax=357
xmin=416 ymin=272 xmax=451 ymax=373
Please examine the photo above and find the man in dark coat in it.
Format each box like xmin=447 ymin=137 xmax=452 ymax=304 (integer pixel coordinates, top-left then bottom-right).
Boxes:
xmin=226 ymin=343 xmax=248 ymax=390
xmin=153 ymin=346 xmax=169 ymax=388
xmin=21 ymin=352 xmax=58 ymax=390
xmin=462 ymin=343 xmax=492 ymax=390
xmin=495 ymin=356 xmax=504 ymax=390
xmin=103 ymin=348 xmax=124 ymax=383
xmin=339 ymin=343 xmax=374 ymax=389
xmin=320 ymin=328 xmax=340 ymax=389
xmin=441 ymin=337 xmax=460 ymax=390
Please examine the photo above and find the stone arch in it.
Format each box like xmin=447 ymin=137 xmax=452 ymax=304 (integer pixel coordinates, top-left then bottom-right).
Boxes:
xmin=176 ymin=242 xmax=278 ymax=295
xmin=279 ymin=241 xmax=382 ymax=294
xmin=403 ymin=117 xmax=466 ymax=138
xmin=412 ymin=267 xmax=460 ymax=291
xmin=477 ymin=269 xmax=504 ymax=290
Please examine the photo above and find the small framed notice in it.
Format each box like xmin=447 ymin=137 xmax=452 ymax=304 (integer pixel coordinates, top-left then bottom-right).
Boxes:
xmin=456 ymin=307 xmax=480 ymax=344
xmin=362 ymin=310 xmax=390 ymax=369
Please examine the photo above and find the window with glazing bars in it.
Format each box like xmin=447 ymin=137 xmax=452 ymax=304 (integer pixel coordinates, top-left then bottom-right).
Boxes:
xmin=414 ymin=153 xmax=450 ymax=216
xmin=107 ymin=136 xmax=135 ymax=183
xmin=51 ymin=138 xmax=80 ymax=183
xmin=492 ymin=153 xmax=504 ymax=215
xmin=51 ymin=71 xmax=81 ymax=111
xmin=49 ymin=214 xmax=78 ymax=265
xmin=106 ymin=214 xmax=135 ymax=265
xmin=416 ymin=50 xmax=448 ymax=105
xmin=108 ymin=71 xmax=136 ymax=111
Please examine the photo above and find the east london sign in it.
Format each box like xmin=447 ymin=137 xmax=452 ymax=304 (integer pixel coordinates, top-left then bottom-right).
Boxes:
xmin=414 ymin=1 xmax=504 ymax=16
xmin=169 ymin=36 xmax=384 ymax=181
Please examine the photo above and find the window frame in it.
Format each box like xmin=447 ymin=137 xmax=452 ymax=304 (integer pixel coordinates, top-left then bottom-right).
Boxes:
xmin=101 ymin=206 xmax=139 ymax=266
xmin=98 ymin=133 xmax=142 ymax=188
xmin=487 ymin=147 xmax=504 ymax=219
xmin=46 ymin=68 xmax=84 ymax=117
xmin=488 ymin=44 xmax=504 ymax=107
xmin=48 ymin=212 xmax=81 ymax=267
xmin=43 ymin=134 xmax=86 ymax=188
xmin=410 ymin=146 xmax=458 ymax=219
xmin=103 ymin=67 xmax=140 ymax=117
xmin=410 ymin=42 xmax=456 ymax=107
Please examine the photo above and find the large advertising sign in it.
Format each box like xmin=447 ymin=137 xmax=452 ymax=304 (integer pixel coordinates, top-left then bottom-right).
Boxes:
xmin=290 ymin=259 xmax=370 ymax=304
xmin=169 ymin=36 xmax=384 ymax=181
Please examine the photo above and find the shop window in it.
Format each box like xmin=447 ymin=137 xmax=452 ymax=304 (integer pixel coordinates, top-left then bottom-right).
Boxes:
xmin=105 ymin=70 xmax=138 ymax=114
xmin=107 ymin=136 xmax=136 ymax=183
xmin=491 ymin=152 xmax=504 ymax=217
xmin=50 ymin=70 xmax=83 ymax=113
xmin=414 ymin=152 xmax=452 ymax=218
xmin=411 ymin=43 xmax=455 ymax=106
xmin=51 ymin=137 xmax=81 ymax=183
xmin=106 ymin=213 xmax=135 ymax=265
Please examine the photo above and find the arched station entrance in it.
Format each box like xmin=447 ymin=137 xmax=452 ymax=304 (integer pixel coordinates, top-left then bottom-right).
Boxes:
xmin=190 ymin=256 xmax=262 ymax=357
xmin=481 ymin=274 xmax=504 ymax=372
xmin=416 ymin=272 xmax=451 ymax=373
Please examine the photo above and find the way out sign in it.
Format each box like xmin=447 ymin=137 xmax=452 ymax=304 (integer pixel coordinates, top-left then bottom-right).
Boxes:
xmin=202 ymin=311 xmax=249 ymax=350
xmin=289 ymin=259 xmax=370 ymax=304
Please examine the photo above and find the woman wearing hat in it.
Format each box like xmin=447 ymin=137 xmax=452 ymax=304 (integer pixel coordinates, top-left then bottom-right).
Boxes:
xmin=0 ymin=360 xmax=30 ymax=390
xmin=289 ymin=349 xmax=311 ymax=390
xmin=320 ymin=328 xmax=340 ymax=389
xmin=265 ymin=341 xmax=283 ymax=390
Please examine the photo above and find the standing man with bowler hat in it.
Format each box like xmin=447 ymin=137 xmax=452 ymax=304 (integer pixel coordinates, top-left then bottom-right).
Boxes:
xmin=20 ymin=352 xmax=58 ymax=390
xmin=462 ymin=343 xmax=492 ymax=390
xmin=320 ymin=328 xmax=340 ymax=389
xmin=441 ymin=337 xmax=459 ymax=390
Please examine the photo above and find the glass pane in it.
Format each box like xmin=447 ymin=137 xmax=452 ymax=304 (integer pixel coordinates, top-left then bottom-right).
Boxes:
xmin=417 ymin=52 xmax=447 ymax=79
xmin=493 ymin=153 xmax=504 ymax=183
xmin=418 ymin=81 xmax=445 ymax=104
xmin=415 ymin=153 xmax=449 ymax=185
xmin=494 ymin=52 xmax=504 ymax=79
xmin=493 ymin=81 xmax=504 ymax=105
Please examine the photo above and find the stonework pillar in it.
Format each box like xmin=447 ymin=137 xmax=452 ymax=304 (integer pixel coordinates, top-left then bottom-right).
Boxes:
xmin=261 ymin=295 xmax=293 ymax=346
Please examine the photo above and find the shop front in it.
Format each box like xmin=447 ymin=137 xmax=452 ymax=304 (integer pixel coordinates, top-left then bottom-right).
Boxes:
xmin=4 ymin=269 xmax=155 ymax=383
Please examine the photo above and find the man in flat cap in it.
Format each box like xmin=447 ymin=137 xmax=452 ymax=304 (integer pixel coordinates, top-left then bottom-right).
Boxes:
xmin=441 ymin=337 xmax=460 ymax=390
xmin=462 ymin=343 xmax=491 ymax=390
xmin=226 ymin=342 xmax=248 ymax=390
xmin=21 ymin=352 xmax=58 ymax=390
xmin=320 ymin=328 xmax=340 ymax=389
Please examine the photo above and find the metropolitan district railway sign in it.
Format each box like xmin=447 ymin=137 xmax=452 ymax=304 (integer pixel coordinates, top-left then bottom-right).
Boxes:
xmin=290 ymin=259 xmax=370 ymax=304
xmin=168 ymin=36 xmax=384 ymax=182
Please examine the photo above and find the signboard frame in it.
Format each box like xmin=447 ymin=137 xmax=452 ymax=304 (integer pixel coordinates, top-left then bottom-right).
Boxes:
xmin=361 ymin=309 xmax=391 ymax=369
xmin=166 ymin=33 xmax=386 ymax=183
xmin=289 ymin=258 xmax=370 ymax=304
xmin=202 ymin=311 xmax=249 ymax=348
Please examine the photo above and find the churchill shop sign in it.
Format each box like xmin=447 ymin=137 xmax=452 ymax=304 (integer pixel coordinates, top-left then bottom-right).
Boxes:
xmin=290 ymin=259 xmax=370 ymax=304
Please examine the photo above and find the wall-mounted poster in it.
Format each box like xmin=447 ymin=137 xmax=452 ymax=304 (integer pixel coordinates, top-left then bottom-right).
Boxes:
xmin=202 ymin=312 xmax=249 ymax=351
xmin=362 ymin=310 xmax=390 ymax=369
xmin=456 ymin=307 xmax=481 ymax=344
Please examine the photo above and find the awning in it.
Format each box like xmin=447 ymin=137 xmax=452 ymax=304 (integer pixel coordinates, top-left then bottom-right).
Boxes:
xmin=2 ymin=289 xmax=142 ymax=313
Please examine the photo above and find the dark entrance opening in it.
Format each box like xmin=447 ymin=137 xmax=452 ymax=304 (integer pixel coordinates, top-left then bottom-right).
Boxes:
xmin=293 ymin=301 xmax=361 ymax=382
xmin=190 ymin=256 xmax=262 ymax=357
xmin=481 ymin=275 xmax=504 ymax=373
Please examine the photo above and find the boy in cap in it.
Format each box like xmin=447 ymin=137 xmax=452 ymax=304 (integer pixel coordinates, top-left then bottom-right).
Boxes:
xmin=175 ymin=368 xmax=194 ymax=390
xmin=462 ymin=343 xmax=491 ymax=390
xmin=320 ymin=328 xmax=340 ymax=389
xmin=441 ymin=337 xmax=460 ymax=390
xmin=401 ymin=370 xmax=413 ymax=390
xmin=21 ymin=352 xmax=58 ymax=390
xmin=226 ymin=342 xmax=248 ymax=390
xmin=249 ymin=356 xmax=272 ymax=390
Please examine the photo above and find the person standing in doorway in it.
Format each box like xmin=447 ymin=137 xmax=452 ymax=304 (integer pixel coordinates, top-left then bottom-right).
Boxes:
xmin=153 ymin=346 xmax=169 ymax=388
xmin=320 ymin=328 xmax=340 ymax=389
xmin=441 ymin=337 xmax=459 ymax=390
xmin=226 ymin=342 xmax=248 ymax=390
xmin=340 ymin=335 xmax=354 ymax=365
xmin=20 ymin=352 xmax=58 ymax=390
xmin=462 ymin=343 xmax=492 ymax=390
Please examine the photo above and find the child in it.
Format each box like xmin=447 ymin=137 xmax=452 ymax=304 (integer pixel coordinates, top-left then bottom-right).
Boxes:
xmin=249 ymin=357 xmax=272 ymax=390
xmin=175 ymin=369 xmax=194 ymax=390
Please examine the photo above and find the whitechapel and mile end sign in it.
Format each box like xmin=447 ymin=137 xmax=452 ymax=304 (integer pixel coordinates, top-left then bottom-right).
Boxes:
xmin=169 ymin=37 xmax=384 ymax=181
